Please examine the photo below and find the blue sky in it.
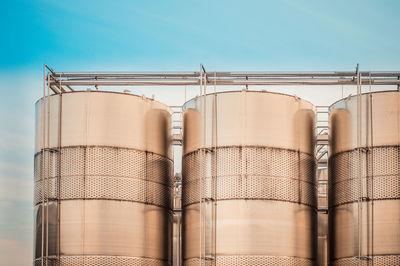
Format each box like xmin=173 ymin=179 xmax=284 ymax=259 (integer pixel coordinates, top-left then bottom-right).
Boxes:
xmin=1 ymin=0 xmax=399 ymax=265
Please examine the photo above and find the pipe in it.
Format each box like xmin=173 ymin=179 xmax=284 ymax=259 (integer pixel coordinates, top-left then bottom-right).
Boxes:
xmin=49 ymin=79 xmax=400 ymax=86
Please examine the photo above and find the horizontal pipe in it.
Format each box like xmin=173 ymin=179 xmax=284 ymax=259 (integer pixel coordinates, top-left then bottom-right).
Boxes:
xmin=50 ymin=79 xmax=400 ymax=86
xmin=51 ymin=71 xmax=400 ymax=78
xmin=52 ymin=72 xmax=201 ymax=78
xmin=50 ymin=80 xmax=200 ymax=86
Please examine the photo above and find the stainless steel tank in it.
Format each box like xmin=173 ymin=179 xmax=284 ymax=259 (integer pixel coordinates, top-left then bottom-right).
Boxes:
xmin=34 ymin=91 xmax=173 ymax=265
xmin=329 ymin=90 xmax=400 ymax=265
xmin=182 ymin=91 xmax=317 ymax=265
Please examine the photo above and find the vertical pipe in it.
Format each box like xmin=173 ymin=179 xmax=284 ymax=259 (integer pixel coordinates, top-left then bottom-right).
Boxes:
xmin=199 ymin=68 xmax=203 ymax=266
xmin=357 ymin=71 xmax=362 ymax=265
xmin=203 ymin=72 xmax=207 ymax=264
xmin=368 ymin=75 xmax=374 ymax=265
xmin=41 ymin=65 xmax=46 ymax=266
xmin=57 ymin=93 xmax=63 ymax=262
xmin=211 ymin=71 xmax=217 ymax=266
xmin=46 ymin=73 xmax=51 ymax=265
xmin=356 ymin=72 xmax=360 ymax=264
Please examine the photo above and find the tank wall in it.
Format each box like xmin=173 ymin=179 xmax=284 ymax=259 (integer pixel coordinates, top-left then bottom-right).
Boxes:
xmin=183 ymin=91 xmax=315 ymax=155
xmin=182 ymin=91 xmax=317 ymax=265
xmin=35 ymin=92 xmax=172 ymax=158
xmin=329 ymin=91 xmax=400 ymax=154
xmin=329 ymin=91 xmax=400 ymax=265
xmin=34 ymin=91 xmax=173 ymax=265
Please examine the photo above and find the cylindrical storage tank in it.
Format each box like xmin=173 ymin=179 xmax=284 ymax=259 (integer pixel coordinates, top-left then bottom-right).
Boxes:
xmin=34 ymin=91 xmax=173 ymax=265
xmin=329 ymin=91 xmax=400 ymax=265
xmin=182 ymin=91 xmax=317 ymax=265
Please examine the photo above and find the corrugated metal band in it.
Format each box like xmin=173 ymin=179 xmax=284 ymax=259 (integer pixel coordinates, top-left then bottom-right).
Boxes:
xmin=329 ymin=146 xmax=400 ymax=208
xmin=34 ymin=146 xmax=173 ymax=209
xmin=184 ymin=256 xmax=314 ymax=266
xmin=331 ymin=255 xmax=400 ymax=266
xmin=34 ymin=256 xmax=170 ymax=266
xmin=182 ymin=146 xmax=316 ymax=208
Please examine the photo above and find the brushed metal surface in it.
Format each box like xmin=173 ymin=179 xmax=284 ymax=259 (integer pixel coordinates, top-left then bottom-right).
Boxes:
xmin=330 ymin=200 xmax=400 ymax=259
xmin=182 ymin=91 xmax=316 ymax=265
xmin=35 ymin=200 xmax=172 ymax=258
xmin=183 ymin=91 xmax=315 ymax=155
xmin=329 ymin=91 xmax=400 ymax=265
xmin=34 ymin=91 xmax=173 ymax=265
xmin=35 ymin=91 xmax=172 ymax=159
xmin=331 ymin=255 xmax=400 ymax=266
xmin=183 ymin=200 xmax=316 ymax=259
xmin=329 ymin=91 xmax=400 ymax=154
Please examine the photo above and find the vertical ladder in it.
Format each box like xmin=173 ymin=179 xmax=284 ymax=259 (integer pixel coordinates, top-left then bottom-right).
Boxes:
xmin=316 ymin=106 xmax=329 ymax=168
xmin=170 ymin=106 xmax=183 ymax=145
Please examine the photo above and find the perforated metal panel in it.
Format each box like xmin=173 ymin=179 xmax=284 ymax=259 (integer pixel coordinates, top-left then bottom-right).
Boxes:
xmin=329 ymin=146 xmax=399 ymax=186
xmin=182 ymin=147 xmax=316 ymax=207
xmin=34 ymin=146 xmax=173 ymax=185
xmin=34 ymin=256 xmax=169 ymax=266
xmin=34 ymin=146 xmax=173 ymax=209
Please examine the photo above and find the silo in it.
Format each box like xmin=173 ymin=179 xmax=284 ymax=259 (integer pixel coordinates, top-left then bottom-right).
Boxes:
xmin=329 ymin=91 xmax=400 ymax=265
xmin=182 ymin=91 xmax=317 ymax=265
xmin=34 ymin=91 xmax=173 ymax=265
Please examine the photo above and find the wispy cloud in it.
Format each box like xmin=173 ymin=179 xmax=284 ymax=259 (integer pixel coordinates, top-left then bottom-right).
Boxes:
xmin=0 ymin=201 xmax=14 ymax=207
xmin=0 ymin=162 xmax=31 ymax=177
xmin=0 ymin=175 xmax=32 ymax=203
xmin=0 ymin=238 xmax=18 ymax=248
xmin=0 ymin=131 xmax=34 ymax=152
xmin=0 ymin=238 xmax=32 ymax=266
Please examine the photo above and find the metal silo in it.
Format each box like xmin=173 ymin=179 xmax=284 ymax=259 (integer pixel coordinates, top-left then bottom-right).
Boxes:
xmin=34 ymin=91 xmax=173 ymax=265
xmin=182 ymin=91 xmax=317 ymax=265
xmin=329 ymin=91 xmax=400 ymax=265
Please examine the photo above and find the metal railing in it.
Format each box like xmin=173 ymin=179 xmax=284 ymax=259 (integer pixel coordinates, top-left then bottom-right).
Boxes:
xmin=44 ymin=64 xmax=400 ymax=94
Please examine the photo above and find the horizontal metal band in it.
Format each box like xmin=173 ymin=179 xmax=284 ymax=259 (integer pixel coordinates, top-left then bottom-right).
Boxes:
xmin=183 ymin=146 xmax=315 ymax=184
xmin=34 ymin=256 xmax=170 ymax=266
xmin=35 ymin=175 xmax=172 ymax=209
xmin=331 ymin=255 xmax=400 ymax=266
xmin=329 ymin=175 xmax=400 ymax=207
xmin=184 ymin=256 xmax=314 ymax=266
xmin=34 ymin=146 xmax=173 ymax=186
xmin=182 ymin=175 xmax=316 ymax=207
xmin=329 ymin=146 xmax=400 ymax=185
